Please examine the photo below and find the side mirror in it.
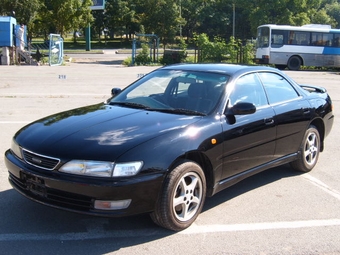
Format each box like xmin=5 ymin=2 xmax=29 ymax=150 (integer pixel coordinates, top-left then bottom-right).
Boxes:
xmin=111 ymin=88 xmax=122 ymax=97
xmin=225 ymin=102 xmax=256 ymax=124
xmin=228 ymin=102 xmax=256 ymax=115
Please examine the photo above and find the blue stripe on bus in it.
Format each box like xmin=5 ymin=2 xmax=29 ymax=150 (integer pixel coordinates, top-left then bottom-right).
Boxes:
xmin=323 ymin=47 xmax=340 ymax=55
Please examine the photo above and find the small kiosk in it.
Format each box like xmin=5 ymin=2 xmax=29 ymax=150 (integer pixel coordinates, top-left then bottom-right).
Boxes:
xmin=0 ymin=16 xmax=17 ymax=65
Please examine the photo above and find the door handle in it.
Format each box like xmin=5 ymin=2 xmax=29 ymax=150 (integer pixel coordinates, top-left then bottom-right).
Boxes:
xmin=264 ymin=118 xmax=274 ymax=125
xmin=302 ymin=108 xmax=311 ymax=114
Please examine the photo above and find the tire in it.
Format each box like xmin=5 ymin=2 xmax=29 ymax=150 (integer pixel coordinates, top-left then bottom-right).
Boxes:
xmin=290 ymin=125 xmax=320 ymax=172
xmin=287 ymin=56 xmax=302 ymax=70
xmin=150 ymin=160 xmax=206 ymax=231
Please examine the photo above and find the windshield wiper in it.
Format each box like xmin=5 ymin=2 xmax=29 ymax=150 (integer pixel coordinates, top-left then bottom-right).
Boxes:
xmin=108 ymin=101 xmax=150 ymax=109
xmin=109 ymin=102 xmax=205 ymax=116
xmin=149 ymin=108 xmax=206 ymax=116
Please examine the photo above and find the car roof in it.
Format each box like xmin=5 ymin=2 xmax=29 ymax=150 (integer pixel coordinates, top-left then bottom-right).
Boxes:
xmin=160 ymin=63 xmax=278 ymax=76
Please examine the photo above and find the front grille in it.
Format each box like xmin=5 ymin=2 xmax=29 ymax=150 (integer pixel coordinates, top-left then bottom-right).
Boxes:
xmin=22 ymin=149 xmax=60 ymax=170
xmin=9 ymin=172 xmax=93 ymax=211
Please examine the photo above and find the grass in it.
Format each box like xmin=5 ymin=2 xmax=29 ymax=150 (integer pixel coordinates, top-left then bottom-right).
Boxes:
xmin=30 ymin=36 xmax=132 ymax=54
xmin=63 ymin=37 xmax=132 ymax=51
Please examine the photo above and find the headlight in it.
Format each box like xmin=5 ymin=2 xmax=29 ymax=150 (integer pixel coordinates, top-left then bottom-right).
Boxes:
xmin=59 ymin=160 xmax=114 ymax=177
xmin=59 ymin=160 xmax=143 ymax=177
xmin=11 ymin=139 xmax=23 ymax=159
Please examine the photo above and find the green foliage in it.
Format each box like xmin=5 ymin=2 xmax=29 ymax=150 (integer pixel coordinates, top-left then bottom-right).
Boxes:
xmin=194 ymin=33 xmax=229 ymax=63
xmin=160 ymin=38 xmax=188 ymax=65
xmin=0 ymin=0 xmax=42 ymax=25
xmin=38 ymin=0 xmax=94 ymax=37
xmin=241 ymin=41 xmax=256 ymax=65
xmin=122 ymin=56 xmax=133 ymax=66
xmin=193 ymin=33 xmax=255 ymax=64
xmin=160 ymin=50 xmax=187 ymax=65
xmin=134 ymin=0 xmax=180 ymax=47
xmin=183 ymin=55 xmax=195 ymax=63
xmin=135 ymin=44 xmax=152 ymax=65
xmin=104 ymin=0 xmax=137 ymax=39
xmin=239 ymin=0 xmax=335 ymax=34
xmin=0 ymin=0 xmax=94 ymax=38
xmin=325 ymin=2 xmax=340 ymax=27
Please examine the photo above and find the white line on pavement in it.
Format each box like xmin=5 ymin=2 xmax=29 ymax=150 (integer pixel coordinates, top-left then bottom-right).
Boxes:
xmin=303 ymin=174 xmax=340 ymax=200
xmin=181 ymin=218 xmax=340 ymax=234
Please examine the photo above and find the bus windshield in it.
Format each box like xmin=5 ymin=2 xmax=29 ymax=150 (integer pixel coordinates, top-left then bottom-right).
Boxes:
xmin=256 ymin=26 xmax=269 ymax=48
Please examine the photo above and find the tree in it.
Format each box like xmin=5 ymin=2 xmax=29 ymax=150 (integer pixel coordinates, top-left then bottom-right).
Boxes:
xmin=38 ymin=0 xmax=93 ymax=38
xmin=134 ymin=0 xmax=181 ymax=47
xmin=105 ymin=0 xmax=137 ymax=40
xmin=310 ymin=8 xmax=337 ymax=27
xmin=0 ymin=0 xmax=42 ymax=26
xmin=325 ymin=1 xmax=340 ymax=28
xmin=239 ymin=0 xmax=326 ymax=34
xmin=92 ymin=10 xmax=107 ymax=41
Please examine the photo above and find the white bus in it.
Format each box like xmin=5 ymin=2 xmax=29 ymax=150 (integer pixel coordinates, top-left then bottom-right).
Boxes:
xmin=255 ymin=24 xmax=340 ymax=70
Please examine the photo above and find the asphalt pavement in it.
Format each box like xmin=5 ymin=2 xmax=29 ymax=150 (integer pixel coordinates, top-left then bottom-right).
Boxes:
xmin=65 ymin=49 xmax=131 ymax=65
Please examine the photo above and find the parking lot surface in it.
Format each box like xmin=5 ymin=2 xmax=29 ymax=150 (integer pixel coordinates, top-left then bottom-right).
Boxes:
xmin=0 ymin=62 xmax=339 ymax=255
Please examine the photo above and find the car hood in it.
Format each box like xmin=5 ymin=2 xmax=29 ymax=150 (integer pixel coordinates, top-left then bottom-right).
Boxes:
xmin=15 ymin=103 xmax=201 ymax=161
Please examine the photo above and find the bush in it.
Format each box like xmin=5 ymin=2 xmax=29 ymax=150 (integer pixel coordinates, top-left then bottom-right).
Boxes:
xmin=193 ymin=33 xmax=255 ymax=64
xmin=135 ymin=44 xmax=152 ymax=65
xmin=122 ymin=57 xmax=132 ymax=66
xmin=160 ymin=39 xmax=188 ymax=65
xmin=160 ymin=50 xmax=187 ymax=65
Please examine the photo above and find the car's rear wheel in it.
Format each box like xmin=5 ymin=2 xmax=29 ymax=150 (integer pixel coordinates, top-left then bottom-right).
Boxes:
xmin=290 ymin=125 xmax=320 ymax=172
xmin=150 ymin=160 xmax=206 ymax=231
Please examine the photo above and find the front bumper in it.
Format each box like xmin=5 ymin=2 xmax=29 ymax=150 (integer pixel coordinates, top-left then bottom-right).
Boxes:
xmin=5 ymin=149 xmax=164 ymax=217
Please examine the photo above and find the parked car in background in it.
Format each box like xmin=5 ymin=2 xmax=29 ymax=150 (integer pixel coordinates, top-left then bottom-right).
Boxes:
xmin=5 ymin=64 xmax=334 ymax=231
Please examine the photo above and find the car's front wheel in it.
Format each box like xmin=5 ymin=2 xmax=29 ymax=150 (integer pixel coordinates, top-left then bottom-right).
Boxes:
xmin=150 ymin=160 xmax=206 ymax=231
xmin=290 ymin=125 xmax=320 ymax=172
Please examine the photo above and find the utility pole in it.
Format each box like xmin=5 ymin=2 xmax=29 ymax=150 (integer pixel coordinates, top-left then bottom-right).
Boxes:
xmin=232 ymin=3 xmax=235 ymax=38
xmin=180 ymin=0 xmax=182 ymax=39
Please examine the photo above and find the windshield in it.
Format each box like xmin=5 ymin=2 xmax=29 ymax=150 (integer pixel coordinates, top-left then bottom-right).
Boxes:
xmin=108 ymin=69 xmax=229 ymax=115
xmin=256 ymin=26 xmax=270 ymax=48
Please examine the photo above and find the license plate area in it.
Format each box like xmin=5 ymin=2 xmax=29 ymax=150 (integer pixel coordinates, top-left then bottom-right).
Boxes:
xmin=21 ymin=172 xmax=46 ymax=197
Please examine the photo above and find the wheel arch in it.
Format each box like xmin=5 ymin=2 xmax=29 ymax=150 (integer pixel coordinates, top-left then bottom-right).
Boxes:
xmin=295 ymin=55 xmax=304 ymax=65
xmin=169 ymin=151 xmax=215 ymax=197
xmin=309 ymin=118 xmax=325 ymax=152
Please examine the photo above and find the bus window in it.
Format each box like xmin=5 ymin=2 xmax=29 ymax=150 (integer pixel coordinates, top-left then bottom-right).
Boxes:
xmin=323 ymin=33 xmax=333 ymax=46
xmin=333 ymin=34 xmax=340 ymax=47
xmin=289 ymin=31 xmax=310 ymax=45
xmin=297 ymin=32 xmax=310 ymax=45
xmin=271 ymin=30 xmax=285 ymax=47
xmin=312 ymin=32 xmax=333 ymax=46
xmin=312 ymin=33 xmax=321 ymax=45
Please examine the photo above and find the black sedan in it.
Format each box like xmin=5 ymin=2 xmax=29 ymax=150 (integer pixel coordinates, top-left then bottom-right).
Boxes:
xmin=5 ymin=64 xmax=334 ymax=231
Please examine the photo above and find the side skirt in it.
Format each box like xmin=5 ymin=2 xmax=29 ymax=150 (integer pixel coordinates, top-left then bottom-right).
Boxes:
xmin=210 ymin=153 xmax=298 ymax=196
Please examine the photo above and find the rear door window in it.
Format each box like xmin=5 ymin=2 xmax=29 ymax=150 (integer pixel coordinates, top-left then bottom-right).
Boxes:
xmin=258 ymin=72 xmax=300 ymax=105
